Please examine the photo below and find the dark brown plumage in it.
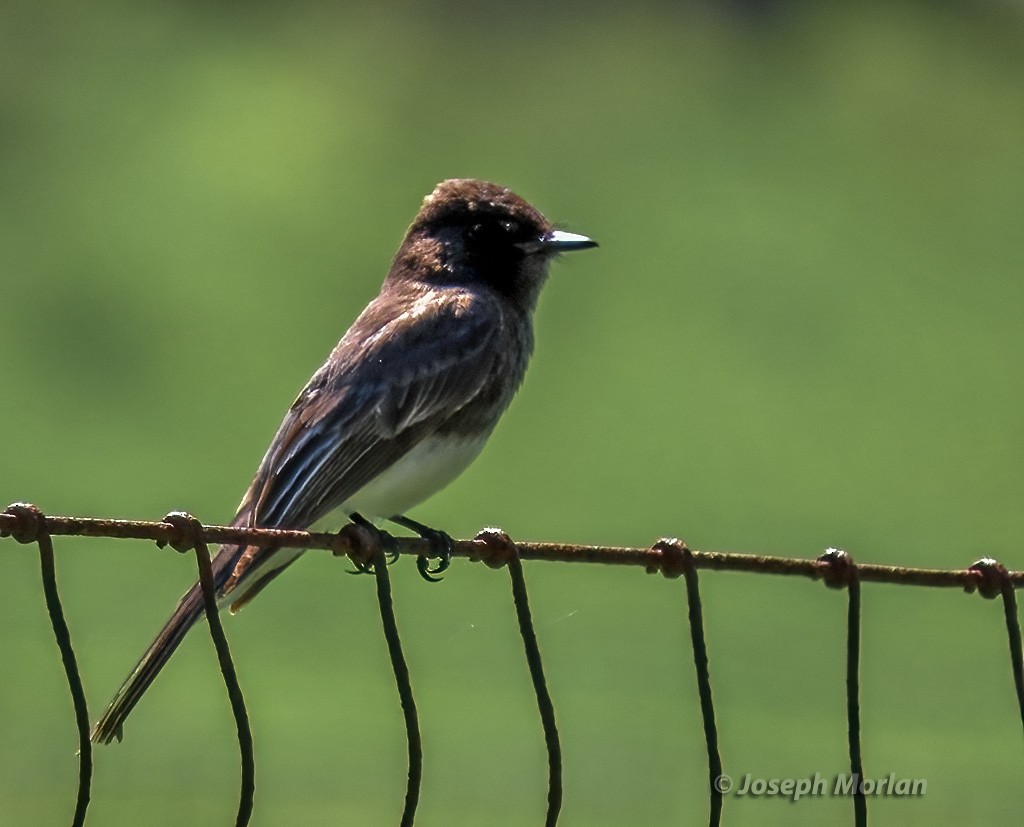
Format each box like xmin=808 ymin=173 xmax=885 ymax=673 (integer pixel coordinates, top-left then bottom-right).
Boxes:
xmin=91 ymin=179 xmax=596 ymax=744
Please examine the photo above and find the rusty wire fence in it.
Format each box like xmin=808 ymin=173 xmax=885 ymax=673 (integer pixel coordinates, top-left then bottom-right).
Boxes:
xmin=2 ymin=501 xmax=1023 ymax=827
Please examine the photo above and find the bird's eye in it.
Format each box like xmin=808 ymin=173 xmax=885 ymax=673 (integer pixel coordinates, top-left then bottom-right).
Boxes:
xmin=467 ymin=220 xmax=520 ymax=246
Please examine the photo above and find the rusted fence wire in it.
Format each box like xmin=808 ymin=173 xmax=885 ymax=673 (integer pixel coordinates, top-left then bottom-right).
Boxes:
xmin=3 ymin=502 xmax=1024 ymax=826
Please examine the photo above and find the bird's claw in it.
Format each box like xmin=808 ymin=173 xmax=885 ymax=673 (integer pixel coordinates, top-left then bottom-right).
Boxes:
xmin=414 ymin=527 xmax=453 ymax=583
xmin=416 ymin=553 xmax=448 ymax=582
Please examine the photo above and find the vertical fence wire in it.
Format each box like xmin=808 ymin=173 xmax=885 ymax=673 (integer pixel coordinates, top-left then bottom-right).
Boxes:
xmin=969 ymin=558 xmax=1024 ymax=741
xmin=681 ymin=553 xmax=723 ymax=827
xmin=819 ymin=548 xmax=866 ymax=827
xmin=26 ymin=507 xmax=93 ymax=827
xmin=845 ymin=567 xmax=866 ymax=827
xmin=998 ymin=579 xmax=1024 ymax=738
xmin=371 ymin=546 xmax=422 ymax=827
xmin=168 ymin=513 xmax=255 ymax=827
xmin=506 ymin=548 xmax=562 ymax=826
xmin=651 ymin=539 xmax=723 ymax=827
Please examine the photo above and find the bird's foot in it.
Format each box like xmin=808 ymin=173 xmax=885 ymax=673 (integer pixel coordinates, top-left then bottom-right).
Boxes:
xmin=389 ymin=515 xmax=453 ymax=582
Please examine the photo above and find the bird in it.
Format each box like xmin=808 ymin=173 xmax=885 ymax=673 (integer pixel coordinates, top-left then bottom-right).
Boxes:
xmin=91 ymin=178 xmax=597 ymax=744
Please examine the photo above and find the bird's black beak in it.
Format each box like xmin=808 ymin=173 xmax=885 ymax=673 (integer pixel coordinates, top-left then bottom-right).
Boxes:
xmin=516 ymin=229 xmax=597 ymax=256
xmin=543 ymin=230 xmax=598 ymax=252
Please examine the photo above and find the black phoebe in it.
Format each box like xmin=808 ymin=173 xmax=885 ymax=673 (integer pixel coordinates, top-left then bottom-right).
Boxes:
xmin=91 ymin=178 xmax=596 ymax=743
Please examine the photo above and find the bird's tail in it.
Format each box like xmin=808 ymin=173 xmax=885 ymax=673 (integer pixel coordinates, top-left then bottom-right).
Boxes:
xmin=90 ymin=540 xmax=242 ymax=745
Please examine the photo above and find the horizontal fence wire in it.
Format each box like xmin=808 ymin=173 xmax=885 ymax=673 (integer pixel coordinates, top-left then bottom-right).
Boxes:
xmin=3 ymin=503 xmax=1024 ymax=827
xmin=3 ymin=509 xmax=1024 ymax=588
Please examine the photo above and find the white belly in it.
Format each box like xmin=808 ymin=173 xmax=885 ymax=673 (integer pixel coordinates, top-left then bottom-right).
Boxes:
xmin=338 ymin=433 xmax=489 ymax=520
xmin=222 ymin=433 xmax=488 ymax=608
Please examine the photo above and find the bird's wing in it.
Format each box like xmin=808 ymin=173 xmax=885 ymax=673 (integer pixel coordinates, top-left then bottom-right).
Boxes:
xmin=221 ymin=289 xmax=505 ymax=595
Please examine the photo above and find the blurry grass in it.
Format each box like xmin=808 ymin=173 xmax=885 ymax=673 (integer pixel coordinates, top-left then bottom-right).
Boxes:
xmin=2 ymin=1 xmax=1024 ymax=824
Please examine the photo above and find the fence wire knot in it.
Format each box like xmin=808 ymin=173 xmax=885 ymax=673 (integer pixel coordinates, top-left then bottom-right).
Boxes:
xmin=471 ymin=527 xmax=517 ymax=569
xmin=337 ymin=521 xmax=381 ymax=573
xmin=159 ymin=511 xmax=206 ymax=553
xmin=2 ymin=502 xmax=46 ymax=544
xmin=649 ymin=537 xmax=691 ymax=579
xmin=818 ymin=547 xmax=856 ymax=589
xmin=967 ymin=558 xmax=1010 ymax=599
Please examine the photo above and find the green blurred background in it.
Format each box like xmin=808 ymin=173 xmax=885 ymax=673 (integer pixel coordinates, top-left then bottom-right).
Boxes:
xmin=2 ymin=1 xmax=1023 ymax=823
